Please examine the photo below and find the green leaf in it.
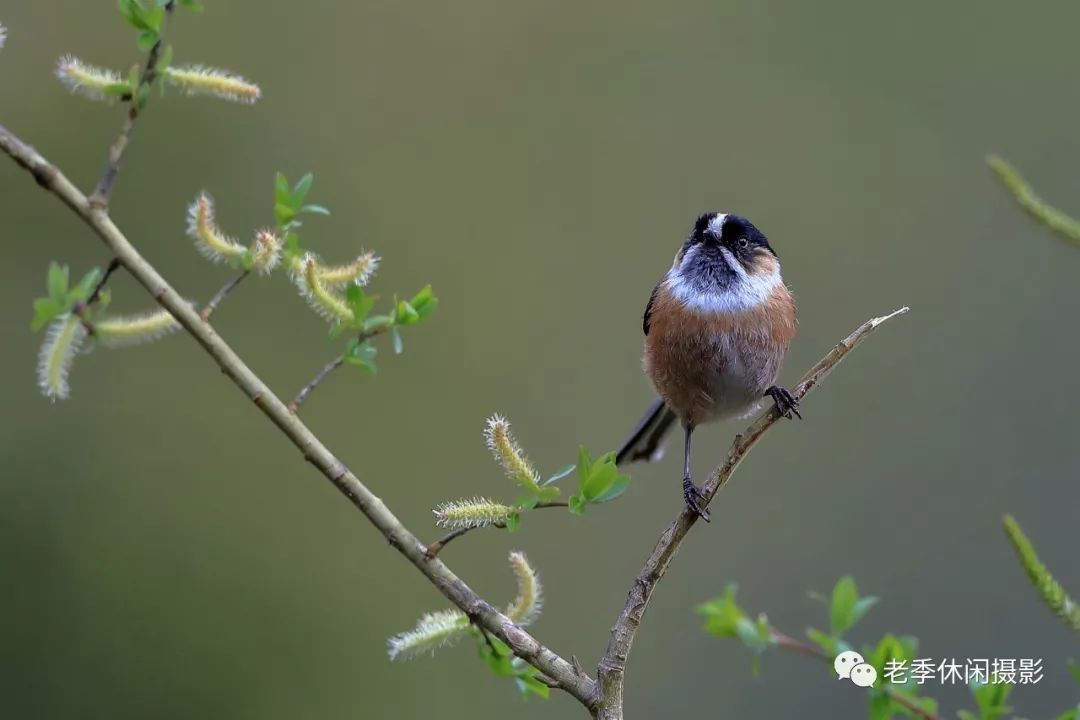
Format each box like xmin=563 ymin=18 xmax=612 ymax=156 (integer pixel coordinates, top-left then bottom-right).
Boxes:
xmin=1055 ymin=709 xmax=1079 ymax=720
xmin=343 ymin=339 xmax=377 ymax=373
xmin=536 ymin=486 xmax=560 ymax=502
xmin=697 ymin=584 xmax=747 ymax=639
xmin=594 ymin=476 xmax=628 ymax=504
xmin=567 ymin=494 xmax=586 ymax=515
xmin=47 ymin=262 xmax=69 ymax=300
xmin=31 ymin=297 xmax=64 ymax=332
xmin=505 ymin=512 xmax=521 ymax=533
xmin=391 ymin=327 xmax=403 ymax=354
xmin=394 ymin=300 xmax=421 ymax=326
xmin=410 ymin=285 xmax=438 ymax=319
xmin=346 ymin=285 xmax=376 ymax=324
xmin=515 ymin=674 xmax=550 ymax=699
xmin=868 ymin=691 xmax=892 ymax=720
xmin=299 ymin=204 xmax=330 ymax=216
xmin=805 ymin=628 xmax=837 ymax=657
xmin=362 ymin=315 xmax=393 ymax=333
xmin=274 ymin=172 xmax=291 ymax=206
xmin=575 ymin=445 xmax=592 ymax=493
xmin=971 ymin=679 xmax=1012 ymax=720
xmin=1068 ymin=659 xmax=1080 ymax=686
xmin=830 ymin=576 xmax=859 ymax=636
xmin=292 ymin=173 xmax=313 ymax=205
xmin=543 ymin=464 xmax=575 ymax=487
xmin=136 ymin=28 xmax=158 ymax=50
xmin=105 ymin=82 xmax=133 ymax=97
xmin=274 ymin=202 xmax=297 ymax=227
xmin=156 ymin=44 xmax=173 ymax=72
xmin=177 ymin=0 xmax=204 ymax=10
xmin=70 ymin=268 xmax=102 ymax=302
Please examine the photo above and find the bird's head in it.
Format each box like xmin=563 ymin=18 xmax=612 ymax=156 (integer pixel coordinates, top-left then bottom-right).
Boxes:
xmin=667 ymin=212 xmax=783 ymax=313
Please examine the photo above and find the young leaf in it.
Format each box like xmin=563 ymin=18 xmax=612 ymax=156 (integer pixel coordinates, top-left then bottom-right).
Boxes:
xmin=543 ymin=464 xmax=575 ymax=487
xmin=346 ymin=284 xmax=376 ymax=324
xmin=70 ymin=268 xmax=103 ymax=302
xmin=31 ymin=297 xmax=65 ymax=332
xmin=391 ymin=327 xmax=403 ymax=354
xmin=300 ymin=204 xmax=330 ymax=216
xmin=830 ymin=576 xmax=859 ymax=636
xmin=410 ymin=285 xmax=438 ymax=319
xmin=697 ymin=584 xmax=747 ymax=638
xmin=292 ymin=173 xmax=313 ymax=205
xmin=344 ymin=338 xmax=377 ymax=373
xmin=274 ymin=172 xmax=291 ymax=206
xmin=47 ymin=262 xmax=69 ymax=300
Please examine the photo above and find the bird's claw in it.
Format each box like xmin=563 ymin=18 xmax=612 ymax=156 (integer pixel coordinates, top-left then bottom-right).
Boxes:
xmin=766 ymin=386 xmax=802 ymax=420
xmin=682 ymin=477 xmax=711 ymax=522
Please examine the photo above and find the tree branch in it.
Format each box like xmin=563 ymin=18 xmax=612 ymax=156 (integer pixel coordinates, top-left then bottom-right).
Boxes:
xmin=200 ymin=270 xmax=250 ymax=321
xmin=594 ymin=306 xmax=909 ymax=718
xmin=0 ymin=123 xmax=599 ymax=711
xmin=768 ymin=629 xmax=943 ymax=720
xmin=289 ymin=352 xmax=347 ymax=412
xmin=89 ymin=2 xmax=175 ymax=207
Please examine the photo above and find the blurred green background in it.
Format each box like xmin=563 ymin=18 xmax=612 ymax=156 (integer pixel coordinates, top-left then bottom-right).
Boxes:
xmin=2 ymin=1 xmax=1079 ymax=718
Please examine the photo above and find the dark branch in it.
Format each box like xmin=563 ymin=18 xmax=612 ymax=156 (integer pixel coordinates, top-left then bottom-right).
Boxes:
xmin=200 ymin=270 xmax=250 ymax=321
xmin=88 ymin=1 xmax=176 ymax=206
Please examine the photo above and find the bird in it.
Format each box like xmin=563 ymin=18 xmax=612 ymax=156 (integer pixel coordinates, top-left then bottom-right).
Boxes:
xmin=616 ymin=212 xmax=799 ymax=522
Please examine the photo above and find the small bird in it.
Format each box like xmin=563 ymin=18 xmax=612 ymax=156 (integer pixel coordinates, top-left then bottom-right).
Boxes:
xmin=616 ymin=212 xmax=799 ymax=521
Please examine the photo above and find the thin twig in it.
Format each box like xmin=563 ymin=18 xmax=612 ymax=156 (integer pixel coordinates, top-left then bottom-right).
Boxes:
xmin=289 ymin=354 xmax=346 ymax=412
xmin=594 ymin=307 xmax=909 ymax=718
xmin=88 ymin=257 xmax=121 ymax=304
xmin=0 ymin=122 xmax=599 ymax=712
xmin=424 ymin=500 xmax=569 ymax=558
xmin=768 ymin=629 xmax=943 ymax=720
xmin=88 ymin=1 xmax=175 ymax=207
xmin=200 ymin=270 xmax=250 ymax=321
xmin=288 ymin=327 xmax=389 ymax=412
xmin=73 ymin=257 xmax=122 ymax=335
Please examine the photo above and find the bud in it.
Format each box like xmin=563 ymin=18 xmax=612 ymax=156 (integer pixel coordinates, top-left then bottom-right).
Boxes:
xmin=37 ymin=314 xmax=87 ymax=401
xmin=164 ymin=65 xmax=261 ymax=104
xmin=299 ymin=254 xmax=352 ymax=323
xmin=433 ymin=497 xmax=514 ymax=530
xmin=484 ymin=414 xmax=540 ymax=491
xmin=186 ymin=192 xmax=245 ymax=263
xmin=55 ymin=56 xmax=123 ymax=102
xmin=505 ymin=551 xmax=543 ymax=626
xmin=317 ymin=251 xmax=380 ymax=289
xmin=386 ymin=609 xmax=469 ymax=662
xmin=95 ymin=308 xmax=181 ymax=348
xmin=249 ymin=229 xmax=282 ymax=275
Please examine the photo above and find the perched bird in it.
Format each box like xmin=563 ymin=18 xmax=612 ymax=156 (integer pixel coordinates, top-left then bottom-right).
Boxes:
xmin=616 ymin=212 xmax=799 ymax=521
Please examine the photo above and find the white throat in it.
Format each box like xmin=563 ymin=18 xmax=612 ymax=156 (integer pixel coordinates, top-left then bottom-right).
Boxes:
xmin=667 ymin=245 xmax=782 ymax=314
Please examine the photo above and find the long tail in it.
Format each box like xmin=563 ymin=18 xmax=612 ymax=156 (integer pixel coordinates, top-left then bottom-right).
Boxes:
xmin=615 ymin=397 xmax=678 ymax=466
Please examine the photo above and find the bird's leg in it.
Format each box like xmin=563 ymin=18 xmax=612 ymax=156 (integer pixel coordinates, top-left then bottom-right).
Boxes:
xmin=766 ymin=385 xmax=802 ymax=420
xmin=681 ymin=425 xmax=711 ymax=522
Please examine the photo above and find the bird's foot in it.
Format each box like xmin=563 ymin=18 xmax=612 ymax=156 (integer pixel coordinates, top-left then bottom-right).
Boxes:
xmin=682 ymin=476 xmax=711 ymax=522
xmin=766 ymin=386 xmax=802 ymax=420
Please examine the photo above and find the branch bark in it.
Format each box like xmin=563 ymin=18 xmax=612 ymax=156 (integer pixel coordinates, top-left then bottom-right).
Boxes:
xmin=0 ymin=123 xmax=599 ymax=711
xmin=594 ymin=307 xmax=909 ymax=719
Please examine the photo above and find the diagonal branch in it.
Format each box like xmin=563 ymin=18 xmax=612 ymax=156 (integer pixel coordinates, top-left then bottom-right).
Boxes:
xmin=594 ymin=307 xmax=909 ymax=718
xmin=89 ymin=1 xmax=175 ymax=206
xmin=0 ymin=123 xmax=599 ymax=712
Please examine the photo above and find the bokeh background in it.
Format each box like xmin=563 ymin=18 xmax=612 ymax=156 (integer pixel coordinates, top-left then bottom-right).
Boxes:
xmin=2 ymin=1 xmax=1079 ymax=718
